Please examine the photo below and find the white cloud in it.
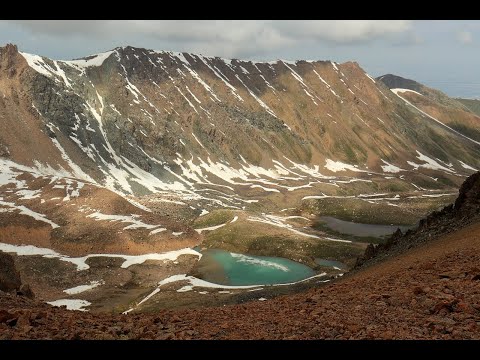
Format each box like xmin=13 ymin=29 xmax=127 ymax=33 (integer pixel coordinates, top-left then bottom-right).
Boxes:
xmin=457 ymin=30 xmax=473 ymax=44
xmin=273 ymin=20 xmax=412 ymax=43
xmin=5 ymin=20 xmax=413 ymax=58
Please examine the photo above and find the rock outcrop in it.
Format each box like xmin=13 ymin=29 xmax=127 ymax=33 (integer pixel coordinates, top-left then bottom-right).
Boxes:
xmin=0 ymin=252 xmax=34 ymax=298
xmin=454 ymin=172 xmax=480 ymax=214
xmin=0 ymin=252 xmax=21 ymax=293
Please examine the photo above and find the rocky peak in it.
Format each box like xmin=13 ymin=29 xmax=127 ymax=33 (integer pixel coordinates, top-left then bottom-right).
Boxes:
xmin=0 ymin=43 xmax=18 ymax=56
xmin=376 ymin=73 xmax=423 ymax=92
xmin=0 ymin=43 xmax=21 ymax=75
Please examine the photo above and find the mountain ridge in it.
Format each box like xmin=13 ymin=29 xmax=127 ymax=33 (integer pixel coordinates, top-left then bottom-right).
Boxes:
xmin=2 ymin=43 xmax=479 ymax=198
xmin=2 ymin=41 xmax=480 ymax=260
xmin=2 ymin=43 xmax=480 ymax=316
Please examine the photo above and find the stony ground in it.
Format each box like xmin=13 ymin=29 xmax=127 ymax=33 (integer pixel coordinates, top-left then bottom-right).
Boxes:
xmin=1 ymin=219 xmax=479 ymax=339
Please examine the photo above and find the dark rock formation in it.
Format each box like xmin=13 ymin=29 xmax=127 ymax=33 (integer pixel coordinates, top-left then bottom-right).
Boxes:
xmin=376 ymin=73 xmax=423 ymax=93
xmin=0 ymin=252 xmax=21 ymax=293
xmin=0 ymin=252 xmax=34 ymax=298
xmin=454 ymin=172 xmax=480 ymax=214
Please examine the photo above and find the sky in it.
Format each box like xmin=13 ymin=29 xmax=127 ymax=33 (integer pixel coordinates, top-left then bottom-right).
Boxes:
xmin=1 ymin=20 xmax=479 ymax=98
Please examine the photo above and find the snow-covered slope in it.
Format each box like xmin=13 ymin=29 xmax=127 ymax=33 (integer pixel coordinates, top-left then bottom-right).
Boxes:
xmin=1 ymin=44 xmax=479 ymax=202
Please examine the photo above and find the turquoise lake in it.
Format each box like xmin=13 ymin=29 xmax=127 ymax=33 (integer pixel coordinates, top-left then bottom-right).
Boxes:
xmin=195 ymin=249 xmax=316 ymax=286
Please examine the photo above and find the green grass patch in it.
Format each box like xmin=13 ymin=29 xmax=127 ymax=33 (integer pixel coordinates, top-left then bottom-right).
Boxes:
xmin=193 ymin=210 xmax=234 ymax=228
xmin=302 ymin=197 xmax=419 ymax=225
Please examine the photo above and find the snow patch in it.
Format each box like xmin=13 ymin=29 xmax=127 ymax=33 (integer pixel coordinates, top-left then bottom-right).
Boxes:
xmin=0 ymin=242 xmax=201 ymax=271
xmin=381 ymin=159 xmax=405 ymax=173
xmin=0 ymin=200 xmax=59 ymax=229
xmin=408 ymin=151 xmax=456 ymax=174
xmin=86 ymin=212 xmax=162 ymax=230
xmin=365 ymin=73 xmax=376 ymax=83
xmin=325 ymin=159 xmax=367 ymax=173
xmin=63 ymin=50 xmax=114 ymax=69
xmin=391 ymin=88 xmax=423 ymax=97
xmin=459 ymin=161 xmax=478 ymax=172
xmin=47 ymin=299 xmax=91 ymax=312
xmin=195 ymin=222 xmax=228 ymax=234
xmin=63 ymin=281 xmax=103 ymax=295
xmin=247 ymin=214 xmax=322 ymax=240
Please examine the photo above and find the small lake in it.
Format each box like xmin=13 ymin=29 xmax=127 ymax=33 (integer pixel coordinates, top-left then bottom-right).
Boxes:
xmin=194 ymin=249 xmax=316 ymax=286
xmin=315 ymin=258 xmax=348 ymax=270
xmin=317 ymin=216 xmax=412 ymax=238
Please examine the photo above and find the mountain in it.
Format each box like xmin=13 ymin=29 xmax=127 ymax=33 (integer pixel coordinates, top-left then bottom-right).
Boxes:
xmin=377 ymin=73 xmax=480 ymax=147
xmin=1 ymin=43 xmax=480 ymax=314
xmin=2 ymin=44 xmax=479 ymax=197
xmin=376 ymin=74 xmax=424 ymax=93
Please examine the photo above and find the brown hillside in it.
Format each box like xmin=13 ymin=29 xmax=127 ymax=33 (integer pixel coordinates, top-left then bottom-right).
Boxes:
xmin=2 ymin=191 xmax=480 ymax=339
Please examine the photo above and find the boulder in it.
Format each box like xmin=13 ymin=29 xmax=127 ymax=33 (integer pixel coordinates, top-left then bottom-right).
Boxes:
xmin=0 ymin=252 xmax=35 ymax=298
xmin=18 ymin=284 xmax=35 ymax=299
xmin=0 ymin=252 xmax=21 ymax=293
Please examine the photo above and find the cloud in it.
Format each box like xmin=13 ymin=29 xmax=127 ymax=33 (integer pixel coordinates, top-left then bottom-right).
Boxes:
xmin=457 ymin=30 xmax=473 ymax=44
xmin=4 ymin=20 xmax=413 ymax=58
xmin=6 ymin=20 xmax=108 ymax=36
xmin=273 ymin=20 xmax=412 ymax=43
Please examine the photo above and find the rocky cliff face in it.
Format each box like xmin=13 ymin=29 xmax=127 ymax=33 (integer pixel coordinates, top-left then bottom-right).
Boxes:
xmin=454 ymin=172 xmax=480 ymax=213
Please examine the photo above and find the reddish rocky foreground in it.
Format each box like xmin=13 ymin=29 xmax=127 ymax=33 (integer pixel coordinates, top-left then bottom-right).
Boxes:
xmin=1 ymin=218 xmax=479 ymax=340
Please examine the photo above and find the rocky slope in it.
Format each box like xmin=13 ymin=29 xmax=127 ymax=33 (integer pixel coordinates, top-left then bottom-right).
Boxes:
xmin=0 ymin=159 xmax=199 ymax=256
xmin=1 ymin=172 xmax=480 ymax=339
xmin=378 ymin=73 xmax=480 ymax=148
